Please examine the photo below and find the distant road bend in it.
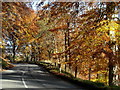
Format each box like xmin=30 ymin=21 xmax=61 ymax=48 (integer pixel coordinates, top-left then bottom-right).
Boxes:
xmin=2 ymin=64 xmax=86 ymax=89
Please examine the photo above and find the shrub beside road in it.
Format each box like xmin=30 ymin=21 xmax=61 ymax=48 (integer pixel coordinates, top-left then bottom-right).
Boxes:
xmin=36 ymin=61 xmax=120 ymax=90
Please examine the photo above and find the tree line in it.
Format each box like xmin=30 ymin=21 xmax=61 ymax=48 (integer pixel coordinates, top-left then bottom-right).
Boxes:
xmin=1 ymin=2 xmax=120 ymax=86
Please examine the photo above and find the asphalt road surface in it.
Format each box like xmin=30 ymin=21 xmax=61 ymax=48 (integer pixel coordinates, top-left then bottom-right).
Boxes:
xmin=1 ymin=64 xmax=86 ymax=89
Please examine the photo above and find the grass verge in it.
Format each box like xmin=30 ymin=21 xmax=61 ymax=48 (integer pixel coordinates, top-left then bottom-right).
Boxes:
xmin=36 ymin=61 xmax=120 ymax=90
xmin=1 ymin=59 xmax=14 ymax=70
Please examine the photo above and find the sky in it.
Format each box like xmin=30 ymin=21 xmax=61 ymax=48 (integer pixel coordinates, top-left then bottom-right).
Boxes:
xmin=32 ymin=0 xmax=48 ymax=11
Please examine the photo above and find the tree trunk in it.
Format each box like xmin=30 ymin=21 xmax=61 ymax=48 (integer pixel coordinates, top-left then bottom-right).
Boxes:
xmin=12 ymin=41 xmax=16 ymax=62
xmin=88 ymin=68 xmax=91 ymax=81
xmin=64 ymin=22 xmax=70 ymax=72
xmin=67 ymin=22 xmax=71 ymax=70
xmin=106 ymin=2 xmax=115 ymax=84
xmin=75 ymin=65 xmax=78 ymax=78
xmin=64 ymin=31 xmax=67 ymax=71
xmin=108 ymin=60 xmax=114 ymax=86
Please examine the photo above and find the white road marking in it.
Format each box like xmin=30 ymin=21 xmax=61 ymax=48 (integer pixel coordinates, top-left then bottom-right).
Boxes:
xmin=22 ymin=72 xmax=28 ymax=88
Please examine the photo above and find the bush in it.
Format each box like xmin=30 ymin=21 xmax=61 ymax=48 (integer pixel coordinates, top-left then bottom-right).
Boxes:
xmin=37 ymin=61 xmax=120 ymax=89
xmin=2 ymin=60 xmax=8 ymax=69
xmin=108 ymin=85 xmax=120 ymax=90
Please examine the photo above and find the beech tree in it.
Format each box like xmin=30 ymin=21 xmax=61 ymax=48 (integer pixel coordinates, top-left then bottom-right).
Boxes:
xmin=2 ymin=1 xmax=120 ymax=86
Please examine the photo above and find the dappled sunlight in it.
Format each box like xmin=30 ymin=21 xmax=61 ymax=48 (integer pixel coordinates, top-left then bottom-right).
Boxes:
xmin=1 ymin=1 xmax=120 ymax=89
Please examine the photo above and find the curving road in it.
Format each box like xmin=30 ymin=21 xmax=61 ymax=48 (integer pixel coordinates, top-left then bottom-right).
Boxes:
xmin=1 ymin=64 xmax=86 ymax=89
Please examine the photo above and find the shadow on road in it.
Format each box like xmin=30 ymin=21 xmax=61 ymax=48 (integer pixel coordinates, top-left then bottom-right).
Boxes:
xmin=2 ymin=64 xmax=85 ymax=89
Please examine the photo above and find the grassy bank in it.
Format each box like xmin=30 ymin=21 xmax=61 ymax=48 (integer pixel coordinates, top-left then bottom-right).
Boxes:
xmin=1 ymin=59 xmax=14 ymax=70
xmin=36 ymin=61 xmax=120 ymax=90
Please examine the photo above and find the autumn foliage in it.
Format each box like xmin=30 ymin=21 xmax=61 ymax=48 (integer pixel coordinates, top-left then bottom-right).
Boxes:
xmin=1 ymin=2 xmax=120 ymax=86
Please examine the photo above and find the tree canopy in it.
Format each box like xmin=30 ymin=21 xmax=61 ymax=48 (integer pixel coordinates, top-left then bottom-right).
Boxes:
xmin=1 ymin=1 xmax=120 ymax=86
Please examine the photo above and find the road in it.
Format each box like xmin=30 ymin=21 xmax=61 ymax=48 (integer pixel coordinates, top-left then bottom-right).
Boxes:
xmin=1 ymin=64 xmax=86 ymax=89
